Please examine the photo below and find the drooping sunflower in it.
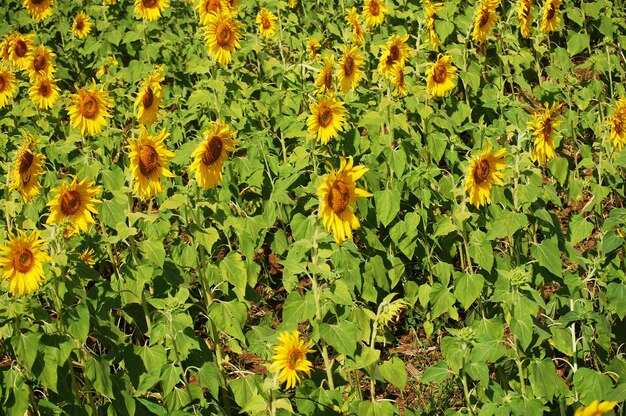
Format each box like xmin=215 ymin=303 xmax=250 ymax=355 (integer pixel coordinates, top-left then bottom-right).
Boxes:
xmin=314 ymin=55 xmax=335 ymax=95
xmin=9 ymin=135 xmax=45 ymax=202
xmin=425 ymin=1 xmax=444 ymax=48
xmin=363 ymin=0 xmax=387 ymax=29
xmin=29 ymin=76 xmax=60 ymax=110
xmin=345 ymin=7 xmax=364 ymax=46
xmin=68 ymin=82 xmax=113 ymax=136
xmin=256 ymin=8 xmax=278 ymax=40
xmin=378 ymin=34 xmax=412 ymax=78
xmin=80 ymin=248 xmax=96 ymax=266
xmin=391 ymin=64 xmax=408 ymax=97
xmin=23 ymin=0 xmax=54 ymax=21
xmin=307 ymin=93 xmax=347 ymax=145
xmin=472 ymin=0 xmax=500 ymax=44
xmin=135 ymin=0 xmax=170 ymax=21
xmin=204 ymin=10 xmax=241 ymax=65
xmin=198 ymin=0 xmax=226 ymax=25
xmin=189 ymin=120 xmax=238 ymax=189
xmin=0 ymin=64 xmax=18 ymax=108
xmin=317 ymin=156 xmax=372 ymax=244
xmin=46 ymin=176 xmax=102 ymax=236
xmin=26 ymin=45 xmax=56 ymax=82
xmin=529 ymin=102 xmax=562 ymax=165
xmin=0 ymin=33 xmax=14 ymax=61
xmin=426 ymin=54 xmax=457 ymax=97
xmin=518 ymin=0 xmax=532 ymax=38
xmin=127 ymin=126 xmax=175 ymax=199
xmin=609 ymin=96 xmax=626 ymax=149
xmin=9 ymin=33 xmax=36 ymax=70
xmin=574 ymin=400 xmax=618 ymax=416
xmin=135 ymin=66 xmax=164 ymax=125
xmin=270 ymin=331 xmax=315 ymax=389
xmin=307 ymin=38 xmax=322 ymax=60
xmin=338 ymin=45 xmax=364 ymax=93
xmin=464 ymin=142 xmax=507 ymax=208
xmin=540 ymin=0 xmax=562 ymax=33
xmin=0 ymin=229 xmax=50 ymax=297
xmin=72 ymin=12 xmax=92 ymax=39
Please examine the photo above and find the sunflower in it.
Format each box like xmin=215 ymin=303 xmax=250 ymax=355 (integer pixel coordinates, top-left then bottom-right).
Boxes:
xmin=9 ymin=33 xmax=36 ymax=70
xmin=317 ymin=156 xmax=372 ymax=244
xmin=307 ymin=38 xmax=322 ymax=60
xmin=270 ymin=331 xmax=315 ymax=389
xmin=540 ymin=0 xmax=561 ymax=34
xmin=256 ymin=8 xmax=278 ymax=40
xmin=0 ymin=33 xmax=14 ymax=61
xmin=23 ymin=0 xmax=54 ymax=21
xmin=0 ymin=64 xmax=18 ymax=109
xmin=80 ymin=248 xmax=96 ymax=266
xmin=72 ymin=12 xmax=92 ymax=39
xmin=391 ymin=64 xmax=408 ymax=97
xmin=529 ymin=102 xmax=562 ymax=165
xmin=135 ymin=67 xmax=164 ymax=125
xmin=29 ymin=76 xmax=60 ymax=110
xmin=610 ymin=96 xmax=626 ymax=149
xmin=307 ymin=93 xmax=347 ymax=145
xmin=198 ymin=0 xmax=227 ymax=25
xmin=127 ymin=127 xmax=176 ymax=199
xmin=9 ymin=136 xmax=45 ymax=202
xmin=204 ymin=10 xmax=241 ymax=65
xmin=314 ymin=55 xmax=335 ymax=95
xmin=426 ymin=54 xmax=457 ymax=97
xmin=464 ymin=142 xmax=507 ymax=208
xmin=574 ymin=401 xmax=618 ymax=416
xmin=0 ymin=229 xmax=50 ymax=297
xmin=518 ymin=0 xmax=532 ymax=38
xmin=345 ymin=7 xmax=364 ymax=46
xmin=46 ymin=176 xmax=102 ymax=236
xmin=288 ymin=0 xmax=296 ymax=7
xmin=135 ymin=0 xmax=170 ymax=21
xmin=425 ymin=1 xmax=443 ymax=48
xmin=26 ymin=45 xmax=56 ymax=81
xmin=472 ymin=0 xmax=500 ymax=44
xmin=338 ymin=45 xmax=364 ymax=93
xmin=68 ymin=82 xmax=113 ymax=136
xmin=378 ymin=34 xmax=412 ymax=78
xmin=363 ymin=0 xmax=387 ymax=29
xmin=189 ymin=120 xmax=237 ymax=189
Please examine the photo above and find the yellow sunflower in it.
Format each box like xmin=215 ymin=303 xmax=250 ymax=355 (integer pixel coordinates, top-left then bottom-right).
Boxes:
xmin=425 ymin=1 xmax=443 ymax=48
xmin=307 ymin=93 xmax=347 ymax=145
xmin=9 ymin=33 xmax=36 ymax=70
xmin=256 ymin=8 xmax=278 ymax=40
xmin=288 ymin=0 xmax=296 ymax=7
xmin=464 ymin=142 xmax=507 ymax=208
xmin=540 ymin=0 xmax=562 ymax=34
xmin=472 ymin=0 xmax=500 ymax=44
xmin=425 ymin=54 xmax=457 ymax=97
xmin=127 ymin=127 xmax=175 ymax=199
xmin=72 ymin=12 xmax=92 ymax=39
xmin=68 ymin=82 xmax=113 ymax=136
xmin=610 ymin=96 xmax=626 ymax=149
xmin=135 ymin=0 xmax=170 ymax=21
xmin=26 ymin=45 xmax=56 ymax=81
xmin=0 ymin=229 xmax=50 ymax=297
xmin=197 ymin=0 xmax=228 ymax=26
xmin=135 ymin=67 xmax=164 ymax=125
xmin=29 ymin=76 xmax=60 ymax=110
xmin=345 ymin=7 xmax=364 ymax=46
xmin=574 ymin=400 xmax=618 ymax=416
xmin=9 ymin=135 xmax=45 ymax=202
xmin=0 ymin=64 xmax=18 ymax=108
xmin=529 ymin=102 xmax=562 ymax=165
xmin=80 ymin=248 xmax=96 ymax=266
xmin=270 ymin=331 xmax=315 ymax=389
xmin=518 ymin=0 xmax=532 ymax=38
xmin=317 ymin=156 xmax=372 ymax=244
xmin=1 ymin=33 xmax=14 ymax=61
xmin=378 ymin=34 xmax=412 ymax=78
xmin=391 ymin=64 xmax=408 ymax=97
xmin=23 ymin=0 xmax=54 ymax=21
xmin=46 ymin=176 xmax=102 ymax=236
xmin=314 ymin=55 xmax=335 ymax=95
xmin=363 ymin=0 xmax=387 ymax=29
xmin=204 ymin=10 xmax=241 ymax=65
xmin=307 ymin=38 xmax=322 ymax=60
xmin=189 ymin=120 xmax=237 ymax=189
xmin=338 ymin=45 xmax=364 ymax=93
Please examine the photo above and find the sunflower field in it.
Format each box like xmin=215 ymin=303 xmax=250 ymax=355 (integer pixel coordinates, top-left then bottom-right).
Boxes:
xmin=1 ymin=0 xmax=626 ymax=414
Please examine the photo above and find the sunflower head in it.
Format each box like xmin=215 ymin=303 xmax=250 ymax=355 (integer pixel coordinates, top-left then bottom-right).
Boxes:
xmin=378 ymin=34 xmax=412 ymax=78
xmin=68 ymin=82 xmax=113 ymax=136
xmin=204 ymin=10 xmax=242 ymax=65
xmin=464 ymin=142 xmax=507 ymax=208
xmin=256 ymin=8 xmax=278 ymax=39
xmin=135 ymin=68 xmax=164 ymax=125
xmin=363 ymin=0 xmax=387 ymax=28
xmin=135 ymin=0 xmax=170 ymax=21
xmin=189 ymin=120 xmax=238 ymax=189
xmin=518 ymin=0 xmax=532 ymax=38
xmin=425 ymin=1 xmax=443 ymax=48
xmin=0 ymin=229 xmax=50 ymax=296
xmin=26 ymin=45 xmax=56 ymax=81
xmin=46 ymin=176 xmax=102 ymax=236
xmin=338 ymin=45 xmax=364 ymax=93
xmin=540 ymin=0 xmax=562 ymax=33
xmin=73 ymin=12 xmax=92 ymax=39
xmin=472 ymin=0 xmax=500 ymax=44
xmin=345 ymin=7 xmax=364 ymax=45
xmin=10 ymin=135 xmax=46 ymax=202
xmin=269 ymin=331 xmax=315 ymax=389
xmin=80 ymin=248 xmax=96 ymax=266
xmin=30 ymin=76 xmax=60 ymax=110
xmin=0 ymin=64 xmax=18 ymax=109
xmin=9 ymin=33 xmax=36 ymax=70
xmin=391 ymin=64 xmax=408 ymax=97
xmin=127 ymin=127 xmax=176 ymax=200
xmin=610 ymin=96 xmax=626 ymax=149
xmin=307 ymin=38 xmax=322 ymax=60
xmin=314 ymin=55 xmax=335 ymax=95
xmin=306 ymin=93 xmax=347 ymax=145
xmin=23 ymin=0 xmax=54 ymax=21
xmin=529 ymin=102 xmax=562 ymax=165
xmin=426 ymin=54 xmax=457 ymax=97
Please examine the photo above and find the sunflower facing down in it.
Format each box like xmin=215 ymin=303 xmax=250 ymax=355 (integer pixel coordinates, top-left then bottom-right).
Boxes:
xmin=270 ymin=331 xmax=315 ymax=389
xmin=189 ymin=120 xmax=238 ymax=189
xmin=464 ymin=142 xmax=507 ymax=208
xmin=256 ymin=8 xmax=278 ymax=39
xmin=472 ymin=0 xmax=500 ymax=44
xmin=23 ymin=0 xmax=54 ymax=21
xmin=307 ymin=93 xmax=347 ymax=145
xmin=135 ymin=0 xmax=170 ymax=21
xmin=0 ymin=65 xmax=18 ymax=108
xmin=315 ymin=55 xmax=335 ymax=95
xmin=68 ymin=83 xmax=113 ymax=136
xmin=205 ymin=10 xmax=241 ymax=65
xmin=426 ymin=54 xmax=457 ymax=97
xmin=363 ymin=0 xmax=387 ymax=29
xmin=0 ymin=229 xmax=50 ymax=297
xmin=391 ymin=64 xmax=408 ymax=97
xmin=345 ymin=7 xmax=364 ymax=46
xmin=529 ymin=102 xmax=562 ymax=165
xmin=9 ymin=136 xmax=45 ymax=202
xmin=610 ymin=96 xmax=626 ymax=149
xmin=518 ymin=0 xmax=532 ymax=38
xmin=338 ymin=45 xmax=364 ymax=93
xmin=46 ymin=176 xmax=102 ymax=236
xmin=80 ymin=248 xmax=96 ymax=266
xmin=540 ymin=0 xmax=562 ymax=34
xmin=135 ymin=67 xmax=165 ymax=125
xmin=307 ymin=38 xmax=322 ymax=60
xmin=26 ymin=45 xmax=56 ymax=81
xmin=317 ymin=156 xmax=372 ymax=244
xmin=378 ymin=34 xmax=412 ymax=78
xmin=30 ymin=76 xmax=60 ymax=110
xmin=72 ymin=12 xmax=92 ymax=39
xmin=9 ymin=33 xmax=36 ymax=70
xmin=127 ymin=127 xmax=176 ymax=199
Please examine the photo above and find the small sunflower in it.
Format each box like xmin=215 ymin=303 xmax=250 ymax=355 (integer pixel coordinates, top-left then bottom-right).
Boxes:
xmin=29 ymin=76 xmax=60 ymax=110
xmin=189 ymin=120 xmax=237 ymax=189
xmin=363 ymin=0 xmax=387 ymax=29
xmin=529 ymin=102 xmax=562 ymax=165
xmin=464 ymin=142 xmax=507 ymax=208
xmin=204 ymin=10 xmax=241 ymax=65
xmin=610 ymin=96 xmax=626 ymax=149
xmin=307 ymin=38 xmax=322 ymax=60
xmin=338 ymin=45 xmax=364 ymax=93
xmin=0 ymin=64 xmax=18 ymax=108
xmin=127 ymin=127 xmax=176 ymax=199
xmin=518 ymin=0 xmax=532 ymax=38
xmin=288 ymin=0 xmax=296 ymax=7
xmin=256 ymin=8 xmax=278 ymax=40
xmin=378 ymin=34 xmax=412 ymax=78
xmin=574 ymin=400 xmax=618 ymax=416
xmin=540 ymin=0 xmax=562 ymax=34
xmin=425 ymin=54 xmax=457 ymax=98
xmin=270 ymin=331 xmax=315 ymax=389
xmin=9 ymin=135 xmax=45 ymax=202
xmin=472 ymin=0 xmax=500 ymax=44
xmin=80 ymin=248 xmax=96 ymax=266
xmin=345 ymin=7 xmax=364 ymax=46
xmin=135 ymin=67 xmax=164 ymax=125
xmin=307 ymin=93 xmax=347 ymax=145
xmin=314 ymin=55 xmax=335 ymax=95
xmin=198 ymin=0 xmax=227 ymax=25
xmin=23 ymin=0 xmax=54 ymax=21
xmin=26 ymin=45 xmax=56 ymax=81
xmin=425 ymin=1 xmax=444 ymax=48
xmin=0 ymin=33 xmax=14 ymax=61
xmin=135 ymin=0 xmax=170 ymax=21
xmin=317 ymin=156 xmax=372 ymax=244
xmin=9 ymin=33 xmax=36 ymax=70
xmin=46 ymin=176 xmax=102 ymax=236
xmin=391 ymin=64 xmax=408 ymax=97
xmin=72 ymin=12 xmax=92 ymax=39
xmin=68 ymin=82 xmax=113 ymax=136
xmin=0 ymin=229 xmax=50 ymax=297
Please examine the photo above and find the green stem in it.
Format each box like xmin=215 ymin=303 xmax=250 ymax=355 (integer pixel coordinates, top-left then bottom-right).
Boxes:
xmin=461 ymin=368 xmax=474 ymax=415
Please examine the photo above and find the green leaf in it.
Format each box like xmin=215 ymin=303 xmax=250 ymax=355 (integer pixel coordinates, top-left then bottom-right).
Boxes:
xmin=567 ymin=32 xmax=590 ymax=56
xmin=426 ymin=131 xmax=447 ymax=163
xmin=191 ymin=225 xmax=219 ymax=253
xmin=510 ymin=316 xmax=533 ymax=350
xmin=209 ymin=300 xmax=247 ymax=342
xmin=528 ymin=359 xmax=561 ymax=402
xmin=468 ymin=230 xmax=494 ymax=271
xmin=532 ymin=238 xmax=563 ymax=278
xmin=282 ymin=291 xmax=316 ymax=327
xmin=568 ymin=215 xmax=594 ymax=246
xmin=574 ymin=368 xmax=614 ymax=404
xmin=219 ymin=252 xmax=247 ymax=300
xmin=100 ymin=199 xmax=126 ymax=229
xmin=374 ymin=189 xmax=401 ymax=227
xmin=607 ymin=283 xmax=626 ymax=319
xmin=139 ymin=239 xmax=166 ymax=269
xmin=430 ymin=283 xmax=456 ymax=319
xmin=85 ymin=356 xmax=114 ymax=398
xmin=420 ymin=361 xmax=451 ymax=384
xmin=378 ymin=357 xmax=407 ymax=390
xmin=319 ymin=321 xmax=359 ymax=358
xmin=454 ymin=273 xmax=484 ymax=309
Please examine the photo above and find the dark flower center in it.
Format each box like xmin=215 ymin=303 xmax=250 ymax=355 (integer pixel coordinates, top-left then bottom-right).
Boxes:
xmin=615 ymin=118 xmax=623 ymax=135
xmin=14 ymin=40 xmax=27 ymax=58
xmin=60 ymin=190 xmax=82 ymax=216
xmin=318 ymin=105 xmax=333 ymax=128
xmin=31 ymin=0 xmax=45 ymax=5
xmin=139 ymin=145 xmax=159 ymax=176
xmin=288 ymin=348 xmax=303 ymax=369
xmin=143 ymin=0 xmax=158 ymax=8
xmin=386 ymin=45 xmax=400 ymax=66
xmin=344 ymin=56 xmax=355 ymax=77
xmin=327 ymin=180 xmax=350 ymax=215
xmin=479 ymin=9 xmax=490 ymax=27
xmin=13 ymin=247 xmax=34 ymax=273
xmin=0 ymin=76 xmax=5 ymax=92
xmin=202 ymin=137 xmax=223 ymax=166
xmin=261 ymin=15 xmax=271 ymax=29
xmin=79 ymin=93 xmax=98 ymax=118
xmin=39 ymin=81 xmax=51 ymax=96
xmin=217 ymin=24 xmax=232 ymax=46
xmin=473 ymin=159 xmax=491 ymax=184
xmin=433 ymin=63 xmax=447 ymax=83
xmin=543 ymin=117 xmax=553 ymax=139
xmin=323 ymin=69 xmax=333 ymax=89
xmin=75 ymin=18 xmax=85 ymax=31
xmin=33 ymin=54 xmax=46 ymax=71
xmin=546 ymin=4 xmax=556 ymax=20
xmin=19 ymin=151 xmax=34 ymax=173
xmin=142 ymin=87 xmax=154 ymax=108
xmin=369 ymin=0 xmax=380 ymax=16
